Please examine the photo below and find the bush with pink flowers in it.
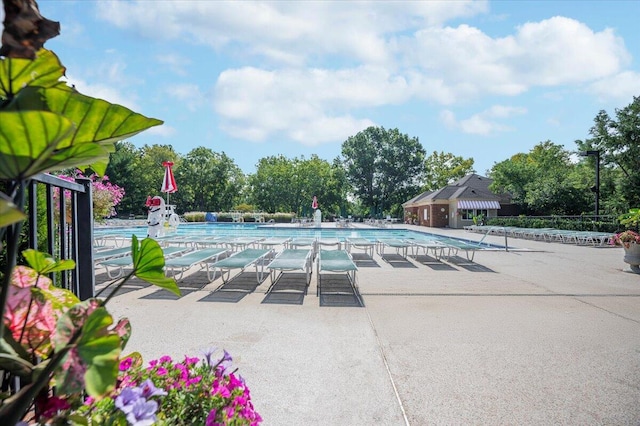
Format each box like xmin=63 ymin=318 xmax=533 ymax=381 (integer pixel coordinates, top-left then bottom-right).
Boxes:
xmin=56 ymin=171 xmax=126 ymax=222
xmin=70 ymin=350 xmax=262 ymax=425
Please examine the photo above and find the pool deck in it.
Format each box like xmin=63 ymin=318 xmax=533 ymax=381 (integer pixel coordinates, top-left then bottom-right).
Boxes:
xmin=98 ymin=223 xmax=640 ymax=425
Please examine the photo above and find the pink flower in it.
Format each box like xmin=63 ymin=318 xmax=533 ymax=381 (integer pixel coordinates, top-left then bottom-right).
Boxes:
xmin=206 ymin=409 xmax=219 ymax=426
xmin=39 ymin=395 xmax=71 ymax=419
xmin=120 ymin=357 xmax=133 ymax=371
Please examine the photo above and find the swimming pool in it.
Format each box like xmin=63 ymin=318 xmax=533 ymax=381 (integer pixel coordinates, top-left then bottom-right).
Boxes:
xmin=95 ymin=223 xmax=504 ymax=248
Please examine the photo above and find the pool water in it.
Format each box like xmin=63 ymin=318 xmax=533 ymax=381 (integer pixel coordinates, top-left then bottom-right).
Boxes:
xmin=95 ymin=223 xmax=504 ymax=248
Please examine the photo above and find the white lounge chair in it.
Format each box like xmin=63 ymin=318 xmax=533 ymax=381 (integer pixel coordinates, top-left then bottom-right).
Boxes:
xmin=93 ymin=246 xmax=131 ymax=263
xmin=345 ymin=237 xmax=375 ymax=256
xmin=260 ymin=237 xmax=292 ymax=249
xmin=316 ymin=249 xmax=359 ymax=302
xmin=98 ymin=246 xmax=190 ymax=279
xmin=164 ymin=247 xmax=229 ymax=281
xmin=266 ymin=248 xmax=313 ymax=292
xmin=376 ymin=238 xmax=411 ymax=259
xmin=209 ymin=248 xmax=273 ymax=284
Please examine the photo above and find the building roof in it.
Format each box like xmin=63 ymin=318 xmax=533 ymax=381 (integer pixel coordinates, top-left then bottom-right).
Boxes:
xmin=403 ymin=173 xmax=508 ymax=207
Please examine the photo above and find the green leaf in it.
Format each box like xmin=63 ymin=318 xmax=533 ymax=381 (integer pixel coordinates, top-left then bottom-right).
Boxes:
xmin=22 ymin=249 xmax=75 ymax=274
xmin=131 ymin=236 xmax=180 ymax=295
xmin=0 ymin=354 xmax=34 ymax=378
xmin=77 ymin=308 xmax=121 ymax=397
xmin=42 ymin=85 xmax=164 ymax=146
xmin=54 ymin=302 xmax=123 ymax=397
xmin=0 ymin=111 xmax=76 ymax=179
xmin=67 ymin=414 xmax=89 ymax=425
xmin=0 ymin=194 xmax=26 ymax=228
xmin=0 ymin=334 xmax=30 ymax=362
xmin=0 ymin=49 xmax=65 ymax=99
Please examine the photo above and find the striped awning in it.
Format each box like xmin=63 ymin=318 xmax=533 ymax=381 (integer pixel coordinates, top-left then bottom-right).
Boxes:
xmin=457 ymin=200 xmax=501 ymax=210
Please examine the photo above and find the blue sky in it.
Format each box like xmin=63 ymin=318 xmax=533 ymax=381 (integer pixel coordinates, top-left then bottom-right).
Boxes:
xmin=20 ymin=1 xmax=640 ymax=175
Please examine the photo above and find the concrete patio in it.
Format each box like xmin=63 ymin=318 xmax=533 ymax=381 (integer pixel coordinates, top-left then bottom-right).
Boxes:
xmin=98 ymin=226 xmax=640 ymax=425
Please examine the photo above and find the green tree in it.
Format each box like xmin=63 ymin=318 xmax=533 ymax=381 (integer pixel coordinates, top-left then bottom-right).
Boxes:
xmin=105 ymin=141 xmax=139 ymax=215
xmin=578 ymin=95 xmax=640 ymax=210
xmin=247 ymin=154 xmax=348 ymax=215
xmin=132 ymin=144 xmax=179 ymax=212
xmin=174 ymin=147 xmax=244 ymax=212
xmin=489 ymin=141 xmax=591 ymax=215
xmin=423 ymin=151 xmax=475 ymax=191
xmin=249 ymin=155 xmax=296 ymax=213
xmin=342 ymin=126 xmax=425 ymax=217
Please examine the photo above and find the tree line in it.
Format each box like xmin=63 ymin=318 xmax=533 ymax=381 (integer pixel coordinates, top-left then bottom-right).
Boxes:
xmin=105 ymin=96 xmax=640 ymax=219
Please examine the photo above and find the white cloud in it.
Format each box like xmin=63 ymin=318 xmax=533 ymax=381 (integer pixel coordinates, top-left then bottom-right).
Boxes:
xmin=146 ymin=124 xmax=176 ymax=138
xmin=95 ymin=1 xmax=488 ymax=66
xmin=165 ymin=84 xmax=206 ymax=112
xmin=587 ymin=71 xmax=640 ymax=102
xmin=91 ymin=2 xmax=635 ymax=145
xmin=155 ymin=54 xmax=190 ymax=76
xmin=407 ymin=17 xmax=629 ymax=103
xmin=439 ymin=105 xmax=527 ymax=135
xmin=64 ymin=73 xmax=139 ymax=111
xmin=214 ymin=67 xmax=381 ymax=145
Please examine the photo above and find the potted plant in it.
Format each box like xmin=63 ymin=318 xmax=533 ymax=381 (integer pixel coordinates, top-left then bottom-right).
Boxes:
xmin=610 ymin=208 xmax=640 ymax=273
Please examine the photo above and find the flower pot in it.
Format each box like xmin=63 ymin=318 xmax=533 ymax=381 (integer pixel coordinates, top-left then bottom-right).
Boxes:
xmin=622 ymin=242 xmax=640 ymax=273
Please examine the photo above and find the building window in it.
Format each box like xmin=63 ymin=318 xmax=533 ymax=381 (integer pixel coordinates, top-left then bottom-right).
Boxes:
xmin=461 ymin=209 xmax=488 ymax=220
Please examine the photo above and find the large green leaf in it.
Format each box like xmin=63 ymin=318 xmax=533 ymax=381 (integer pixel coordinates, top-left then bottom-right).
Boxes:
xmin=54 ymin=300 xmax=123 ymax=397
xmin=23 ymin=249 xmax=75 ymax=275
xmin=0 ymin=110 xmax=74 ymax=179
xmin=0 ymin=194 xmax=26 ymax=228
xmin=6 ymin=83 xmax=163 ymax=147
xmin=131 ymin=235 xmax=180 ymax=295
xmin=42 ymin=85 xmax=164 ymax=146
xmin=0 ymin=49 xmax=65 ymax=99
xmin=76 ymin=307 xmax=121 ymax=397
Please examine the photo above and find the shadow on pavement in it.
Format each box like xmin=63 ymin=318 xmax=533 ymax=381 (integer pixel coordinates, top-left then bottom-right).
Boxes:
xmin=197 ymin=272 xmax=264 ymax=303
xmin=351 ymin=253 xmax=380 ymax=267
xmin=380 ymin=253 xmax=417 ymax=268
xmin=262 ymin=273 xmax=308 ymax=305
xmin=411 ymin=254 xmax=458 ymax=271
xmin=318 ymin=275 xmax=364 ymax=307
xmin=445 ymin=256 xmax=495 ymax=272
xmin=141 ymin=288 xmax=197 ymax=300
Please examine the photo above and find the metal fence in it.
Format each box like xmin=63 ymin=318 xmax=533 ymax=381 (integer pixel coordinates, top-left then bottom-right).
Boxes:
xmin=28 ymin=173 xmax=94 ymax=300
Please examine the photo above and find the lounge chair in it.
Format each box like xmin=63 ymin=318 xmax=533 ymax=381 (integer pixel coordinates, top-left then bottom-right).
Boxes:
xmin=406 ymin=239 xmax=449 ymax=260
xmin=288 ymin=237 xmax=317 ymax=257
xmin=266 ymin=249 xmax=313 ymax=292
xmin=260 ymin=237 xmax=292 ymax=249
xmin=441 ymin=240 xmax=487 ymax=262
xmin=98 ymin=246 xmax=190 ymax=279
xmin=316 ymin=249 xmax=359 ymax=299
xmin=164 ymin=247 xmax=229 ymax=281
xmin=208 ymin=248 xmax=273 ymax=284
xmin=345 ymin=237 xmax=375 ymax=257
xmin=226 ymin=236 xmax=263 ymax=251
xmin=316 ymin=238 xmax=342 ymax=250
xmin=376 ymin=238 xmax=411 ymax=259
xmin=93 ymin=246 xmax=131 ymax=263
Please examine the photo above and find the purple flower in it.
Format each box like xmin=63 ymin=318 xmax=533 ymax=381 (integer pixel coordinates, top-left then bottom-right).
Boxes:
xmin=217 ymin=350 xmax=233 ymax=374
xmin=115 ymin=387 xmax=142 ymax=414
xmin=126 ymin=398 xmax=158 ymax=426
xmin=139 ymin=378 xmax=167 ymax=398
xmin=200 ymin=346 xmax=218 ymax=367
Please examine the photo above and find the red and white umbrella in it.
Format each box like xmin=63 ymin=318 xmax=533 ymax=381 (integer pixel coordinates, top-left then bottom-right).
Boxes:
xmin=312 ymin=195 xmax=318 ymax=210
xmin=161 ymin=161 xmax=177 ymax=204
